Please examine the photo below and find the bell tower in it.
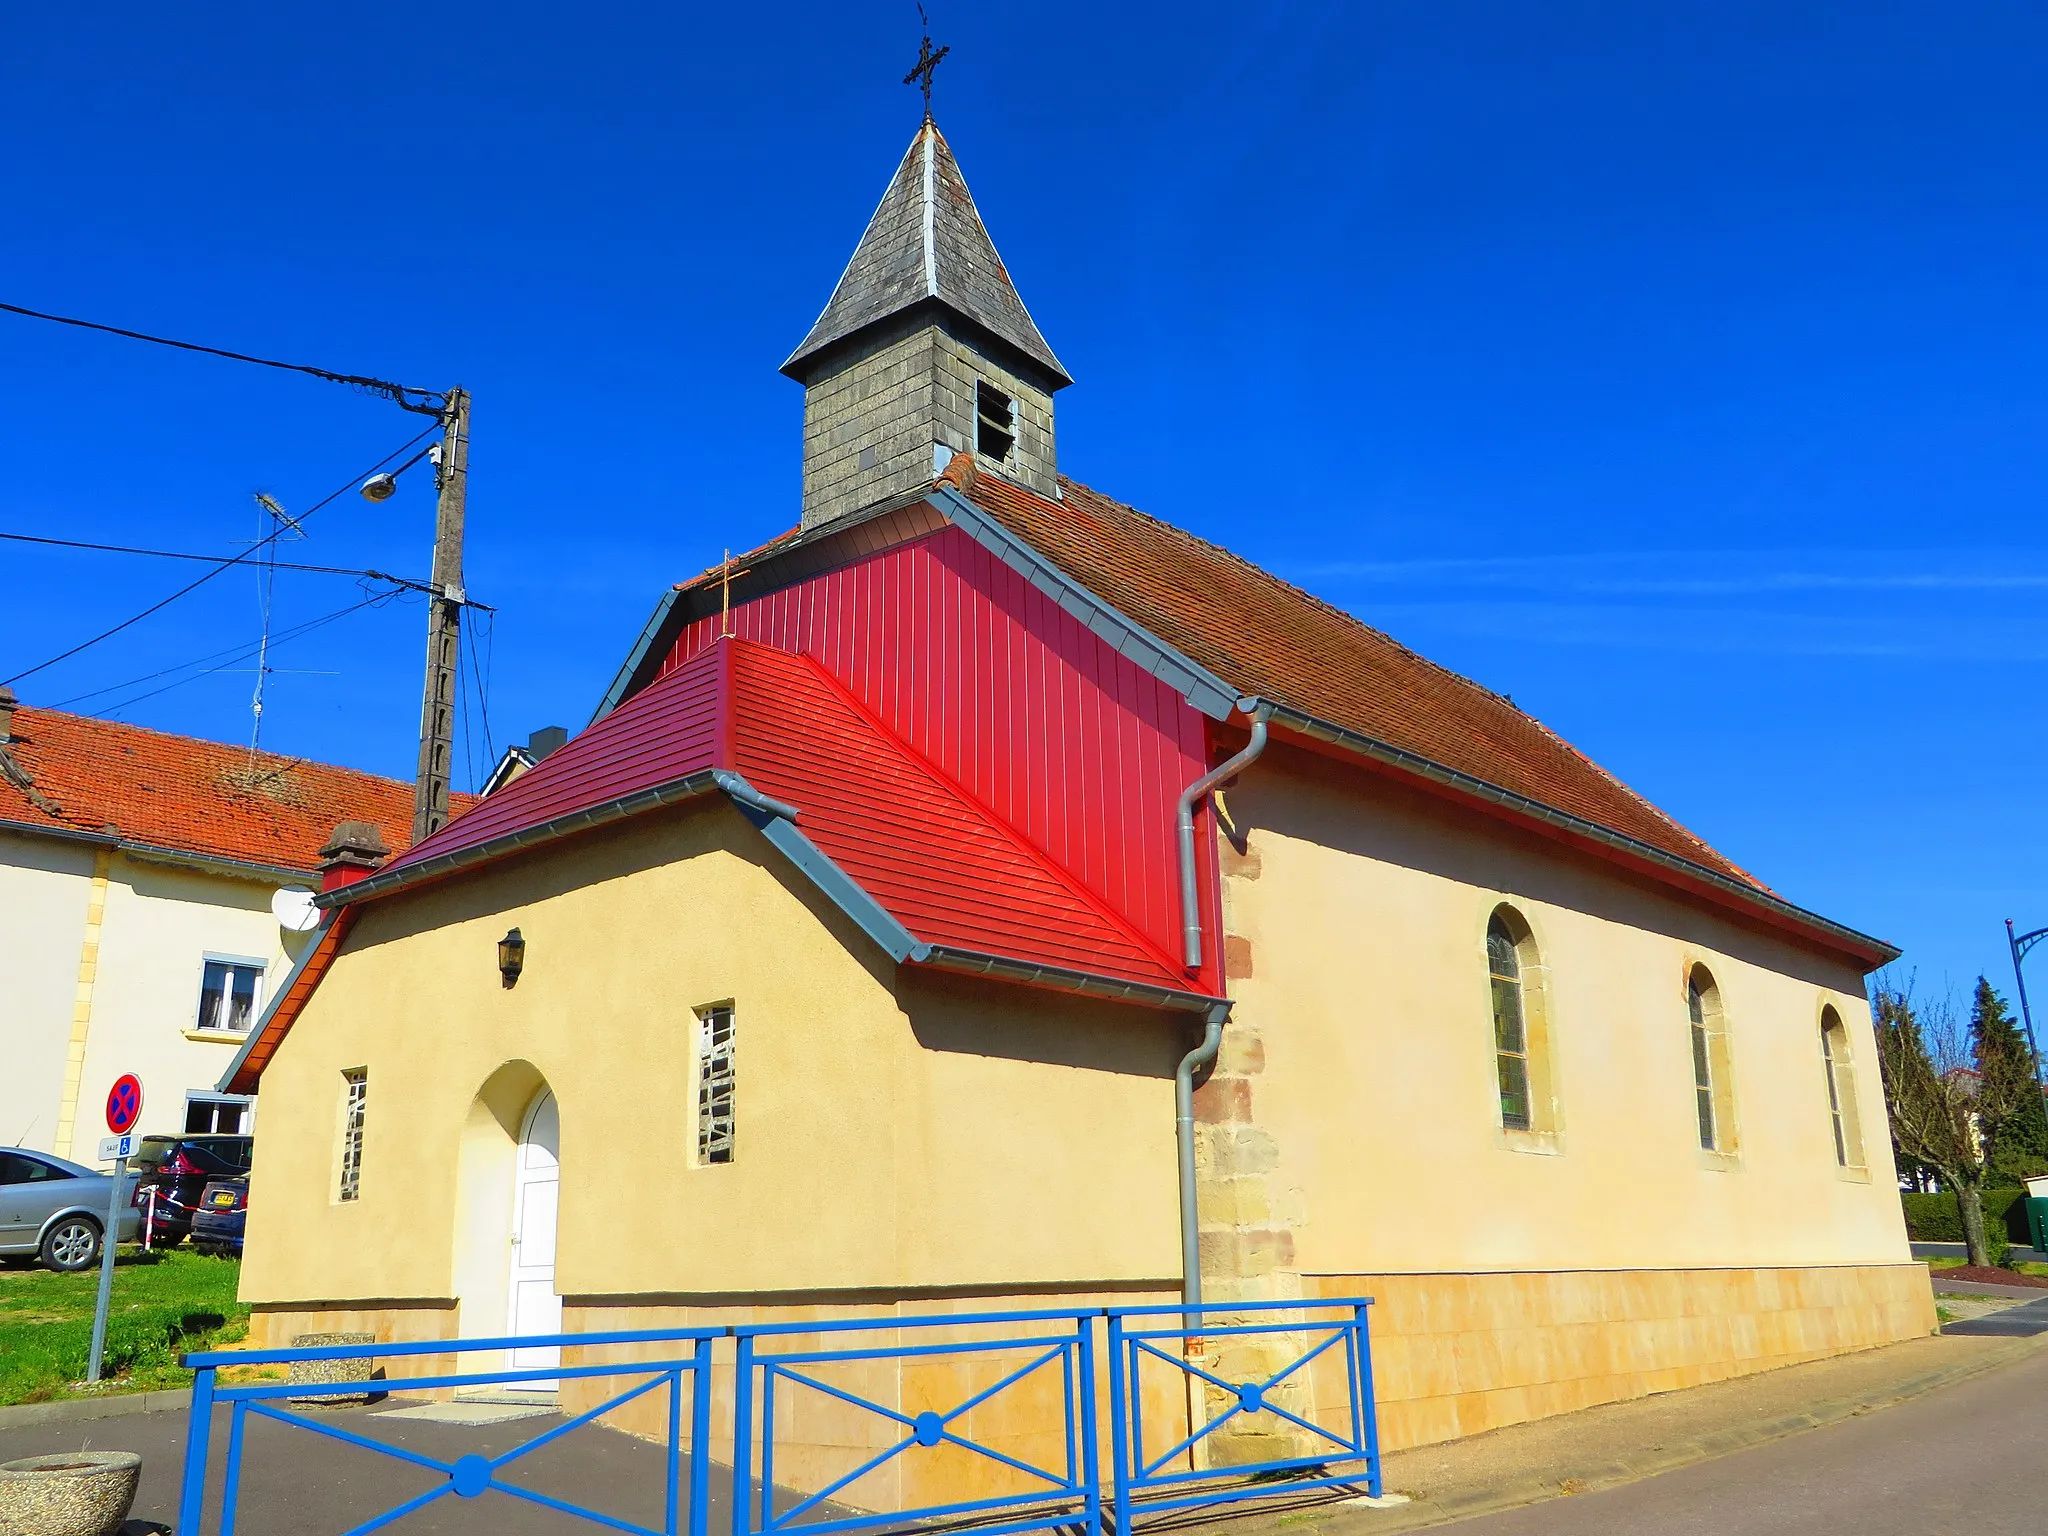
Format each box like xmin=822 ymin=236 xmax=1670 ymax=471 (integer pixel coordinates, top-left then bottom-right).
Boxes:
xmin=782 ymin=118 xmax=1071 ymax=528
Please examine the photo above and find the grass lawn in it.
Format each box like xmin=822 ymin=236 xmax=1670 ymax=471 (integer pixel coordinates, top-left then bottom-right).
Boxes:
xmin=0 ymin=1247 xmax=249 ymax=1405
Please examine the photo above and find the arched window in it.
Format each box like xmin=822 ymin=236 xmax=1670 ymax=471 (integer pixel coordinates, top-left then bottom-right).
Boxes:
xmin=1489 ymin=915 xmax=1533 ymax=1130
xmin=1819 ymin=1006 xmax=1865 ymax=1168
xmin=1687 ymin=966 xmax=1736 ymax=1156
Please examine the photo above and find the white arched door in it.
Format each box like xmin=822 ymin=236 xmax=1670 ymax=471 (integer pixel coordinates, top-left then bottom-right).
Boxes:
xmin=507 ymin=1089 xmax=562 ymax=1385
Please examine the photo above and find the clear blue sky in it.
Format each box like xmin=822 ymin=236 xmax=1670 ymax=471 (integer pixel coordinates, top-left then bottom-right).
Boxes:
xmin=3 ymin=3 xmax=2043 ymax=1006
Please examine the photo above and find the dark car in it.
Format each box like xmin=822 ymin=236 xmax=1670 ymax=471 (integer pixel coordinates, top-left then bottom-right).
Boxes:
xmin=130 ymin=1135 xmax=252 ymax=1247
xmin=189 ymin=1177 xmax=248 ymax=1256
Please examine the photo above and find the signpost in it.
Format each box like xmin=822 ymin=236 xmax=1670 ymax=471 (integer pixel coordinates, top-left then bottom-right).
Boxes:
xmin=87 ymin=1074 xmax=142 ymax=1383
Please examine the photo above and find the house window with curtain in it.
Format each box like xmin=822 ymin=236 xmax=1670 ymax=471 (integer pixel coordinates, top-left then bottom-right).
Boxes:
xmin=1489 ymin=917 xmax=1532 ymax=1130
xmin=196 ymin=958 xmax=265 ymax=1034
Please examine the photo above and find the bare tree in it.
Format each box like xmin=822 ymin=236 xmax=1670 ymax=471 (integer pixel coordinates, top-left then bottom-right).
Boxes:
xmin=1874 ymin=978 xmax=2030 ymax=1267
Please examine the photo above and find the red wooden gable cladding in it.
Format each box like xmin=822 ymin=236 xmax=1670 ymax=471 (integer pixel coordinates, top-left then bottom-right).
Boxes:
xmin=657 ymin=524 xmax=1222 ymax=988
xmin=360 ymin=633 xmax=1202 ymax=999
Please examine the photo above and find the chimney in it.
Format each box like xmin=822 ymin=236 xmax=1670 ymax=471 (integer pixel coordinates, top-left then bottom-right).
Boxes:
xmin=318 ymin=821 xmax=391 ymax=893
xmin=0 ymin=686 xmax=16 ymax=747
xmin=527 ymin=726 xmax=568 ymax=761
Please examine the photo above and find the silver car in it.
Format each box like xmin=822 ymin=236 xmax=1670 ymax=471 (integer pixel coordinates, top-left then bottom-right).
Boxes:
xmin=0 ymin=1149 xmax=142 ymax=1271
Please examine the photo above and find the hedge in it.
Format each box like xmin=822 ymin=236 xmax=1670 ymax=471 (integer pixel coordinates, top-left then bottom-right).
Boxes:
xmin=1899 ymin=1189 xmax=2034 ymax=1246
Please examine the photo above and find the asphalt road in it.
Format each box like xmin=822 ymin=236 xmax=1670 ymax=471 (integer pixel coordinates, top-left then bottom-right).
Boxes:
xmin=1440 ymin=1344 xmax=2048 ymax=1536
xmin=0 ymin=1398 xmax=769 ymax=1536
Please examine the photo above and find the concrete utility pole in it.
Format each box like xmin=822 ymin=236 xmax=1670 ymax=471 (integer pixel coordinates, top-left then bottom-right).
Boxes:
xmin=413 ymin=387 xmax=469 ymax=844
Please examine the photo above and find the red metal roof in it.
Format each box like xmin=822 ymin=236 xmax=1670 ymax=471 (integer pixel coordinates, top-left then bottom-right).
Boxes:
xmin=388 ymin=638 xmax=728 ymax=874
xmin=726 ymin=639 xmax=1189 ymax=991
xmin=0 ymin=704 xmax=448 ymax=875
xmin=359 ymin=636 xmax=1194 ymax=999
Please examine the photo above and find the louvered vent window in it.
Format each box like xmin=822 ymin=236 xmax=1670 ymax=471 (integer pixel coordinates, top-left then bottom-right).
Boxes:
xmin=975 ymin=381 xmax=1015 ymax=462
xmin=696 ymin=1004 xmax=736 ymax=1165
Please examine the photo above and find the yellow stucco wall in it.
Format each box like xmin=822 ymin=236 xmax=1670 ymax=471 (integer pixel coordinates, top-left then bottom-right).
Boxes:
xmin=1210 ymin=744 xmax=1911 ymax=1278
xmin=234 ymin=752 xmax=1935 ymax=1497
xmin=239 ymin=801 xmax=1186 ymax=1313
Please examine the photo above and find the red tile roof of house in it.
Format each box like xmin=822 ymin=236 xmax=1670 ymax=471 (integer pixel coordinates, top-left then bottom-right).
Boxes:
xmin=953 ymin=465 xmax=1765 ymax=892
xmin=0 ymin=704 xmax=453 ymax=876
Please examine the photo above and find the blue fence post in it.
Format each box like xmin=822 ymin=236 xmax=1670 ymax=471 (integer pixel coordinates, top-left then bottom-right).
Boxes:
xmin=690 ymin=1334 xmax=715 ymax=1536
xmin=666 ymin=1365 xmax=683 ymax=1536
xmin=1105 ymin=1312 xmax=1131 ymax=1536
xmin=1354 ymin=1302 xmax=1382 ymax=1499
xmin=732 ymin=1330 xmax=756 ymax=1536
xmin=218 ymin=1400 xmax=249 ymax=1536
xmin=177 ymin=1363 xmax=216 ymax=1536
xmin=1075 ymin=1312 xmax=1101 ymax=1535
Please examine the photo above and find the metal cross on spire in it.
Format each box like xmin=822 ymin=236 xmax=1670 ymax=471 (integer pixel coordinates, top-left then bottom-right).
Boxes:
xmin=903 ymin=6 xmax=949 ymax=119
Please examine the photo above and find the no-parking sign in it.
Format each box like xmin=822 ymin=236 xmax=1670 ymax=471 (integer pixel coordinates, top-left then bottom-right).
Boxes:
xmin=105 ymin=1074 xmax=143 ymax=1135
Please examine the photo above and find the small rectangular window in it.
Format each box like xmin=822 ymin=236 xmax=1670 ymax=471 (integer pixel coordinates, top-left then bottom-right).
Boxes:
xmin=184 ymin=1095 xmax=252 ymax=1135
xmin=338 ymin=1069 xmax=368 ymax=1201
xmin=975 ymin=381 xmax=1015 ymax=462
xmin=696 ymin=1004 xmax=736 ymax=1165
xmin=197 ymin=959 xmax=265 ymax=1033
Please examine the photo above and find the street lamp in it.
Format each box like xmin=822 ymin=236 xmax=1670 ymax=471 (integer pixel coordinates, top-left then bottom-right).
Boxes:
xmin=2004 ymin=919 xmax=2047 ymax=1084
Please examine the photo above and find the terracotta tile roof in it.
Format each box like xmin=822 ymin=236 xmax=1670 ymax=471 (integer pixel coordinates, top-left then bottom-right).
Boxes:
xmin=0 ymin=704 xmax=455 ymax=876
xmin=951 ymin=465 xmax=1766 ymax=891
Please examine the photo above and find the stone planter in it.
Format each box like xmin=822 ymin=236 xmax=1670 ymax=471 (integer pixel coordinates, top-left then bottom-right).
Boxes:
xmin=0 ymin=1451 xmax=141 ymax=1536
xmin=287 ymin=1330 xmax=378 ymax=1407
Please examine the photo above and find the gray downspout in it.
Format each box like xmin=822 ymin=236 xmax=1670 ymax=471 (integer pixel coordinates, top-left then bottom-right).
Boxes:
xmin=1177 ymin=701 xmax=1269 ymax=972
xmin=1176 ymin=1001 xmax=1230 ymax=1308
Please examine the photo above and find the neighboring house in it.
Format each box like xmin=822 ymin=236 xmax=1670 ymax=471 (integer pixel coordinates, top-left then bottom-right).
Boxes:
xmin=0 ymin=689 xmax=441 ymax=1161
xmin=226 ymin=116 xmax=1929 ymax=1481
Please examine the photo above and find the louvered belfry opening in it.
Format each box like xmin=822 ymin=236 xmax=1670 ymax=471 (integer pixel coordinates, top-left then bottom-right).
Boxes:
xmin=783 ymin=120 xmax=1070 ymax=528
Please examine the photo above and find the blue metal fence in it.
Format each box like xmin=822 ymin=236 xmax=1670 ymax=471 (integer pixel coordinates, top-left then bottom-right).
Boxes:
xmin=178 ymin=1325 xmax=720 ymax=1536
xmin=176 ymin=1300 xmax=1379 ymax=1536
xmin=1105 ymin=1298 xmax=1382 ymax=1531
xmin=731 ymin=1309 xmax=1099 ymax=1536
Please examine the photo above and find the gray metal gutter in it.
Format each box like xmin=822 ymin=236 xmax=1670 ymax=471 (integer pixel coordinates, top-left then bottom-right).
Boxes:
xmin=317 ymin=771 xmax=729 ymax=909
xmin=1250 ymin=698 xmax=1900 ymax=965
xmin=1176 ymin=702 xmax=1269 ymax=971
xmin=0 ymin=817 xmax=308 ymax=887
xmin=308 ymin=765 xmax=926 ymax=967
xmin=913 ymin=945 xmax=1223 ymax=1014
xmin=1175 ymin=1004 xmax=1230 ymax=1307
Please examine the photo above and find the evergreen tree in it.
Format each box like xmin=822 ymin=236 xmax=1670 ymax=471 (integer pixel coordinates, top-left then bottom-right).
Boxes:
xmin=1971 ymin=976 xmax=2048 ymax=1187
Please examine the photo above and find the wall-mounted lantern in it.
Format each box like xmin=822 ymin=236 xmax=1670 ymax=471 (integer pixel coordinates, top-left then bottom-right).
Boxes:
xmin=498 ymin=928 xmax=525 ymax=989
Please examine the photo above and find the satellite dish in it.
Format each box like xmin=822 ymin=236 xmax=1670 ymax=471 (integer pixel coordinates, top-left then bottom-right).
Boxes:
xmin=272 ymin=886 xmax=321 ymax=933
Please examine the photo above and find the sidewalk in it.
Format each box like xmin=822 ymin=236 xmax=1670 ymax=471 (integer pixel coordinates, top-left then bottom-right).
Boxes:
xmin=1182 ymin=1328 xmax=2048 ymax=1536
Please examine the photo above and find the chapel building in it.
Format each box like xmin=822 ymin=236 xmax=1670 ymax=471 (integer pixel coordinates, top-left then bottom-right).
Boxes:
xmin=227 ymin=115 xmax=1931 ymax=1466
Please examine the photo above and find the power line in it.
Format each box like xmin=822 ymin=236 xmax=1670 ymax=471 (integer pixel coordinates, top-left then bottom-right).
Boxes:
xmin=62 ymin=589 xmax=409 ymax=718
xmin=0 ymin=531 xmax=435 ymax=592
xmin=1 ymin=425 xmax=438 ymax=689
xmin=0 ymin=300 xmax=443 ymax=415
